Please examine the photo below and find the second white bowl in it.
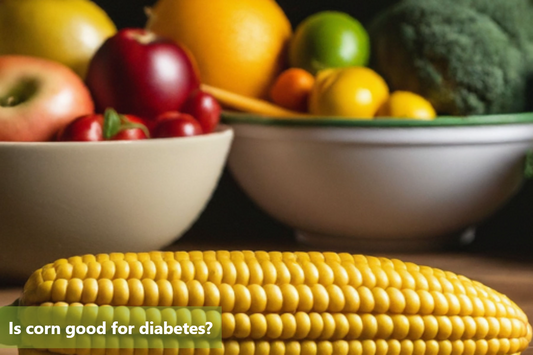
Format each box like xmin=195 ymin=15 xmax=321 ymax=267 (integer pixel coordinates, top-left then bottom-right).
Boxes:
xmin=225 ymin=113 xmax=533 ymax=251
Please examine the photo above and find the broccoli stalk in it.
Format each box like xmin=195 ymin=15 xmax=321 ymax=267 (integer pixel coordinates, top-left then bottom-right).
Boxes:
xmin=370 ymin=0 xmax=533 ymax=116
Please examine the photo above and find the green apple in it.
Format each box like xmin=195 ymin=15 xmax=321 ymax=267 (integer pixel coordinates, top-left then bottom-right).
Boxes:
xmin=0 ymin=0 xmax=116 ymax=78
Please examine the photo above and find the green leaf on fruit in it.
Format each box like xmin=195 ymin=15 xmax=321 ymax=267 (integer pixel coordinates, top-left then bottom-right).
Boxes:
xmin=117 ymin=122 xmax=151 ymax=138
xmin=103 ymin=108 xmax=121 ymax=139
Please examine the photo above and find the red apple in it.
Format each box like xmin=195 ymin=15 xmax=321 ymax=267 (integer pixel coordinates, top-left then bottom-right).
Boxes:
xmin=0 ymin=55 xmax=94 ymax=142
xmin=86 ymin=28 xmax=200 ymax=119
xmin=181 ymin=90 xmax=221 ymax=134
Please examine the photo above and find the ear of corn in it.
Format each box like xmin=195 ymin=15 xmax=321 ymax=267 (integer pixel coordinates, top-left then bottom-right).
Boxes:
xmin=18 ymin=251 xmax=532 ymax=355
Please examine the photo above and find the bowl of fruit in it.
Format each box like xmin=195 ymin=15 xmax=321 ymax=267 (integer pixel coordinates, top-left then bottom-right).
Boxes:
xmin=209 ymin=3 xmax=533 ymax=251
xmin=0 ymin=28 xmax=232 ymax=279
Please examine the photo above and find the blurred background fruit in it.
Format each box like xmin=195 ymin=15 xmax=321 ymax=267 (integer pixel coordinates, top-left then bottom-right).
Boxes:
xmin=309 ymin=67 xmax=389 ymax=118
xmin=146 ymin=0 xmax=292 ymax=100
xmin=0 ymin=0 xmax=116 ymax=78
xmin=270 ymin=68 xmax=315 ymax=112
xmin=376 ymin=91 xmax=436 ymax=120
xmin=289 ymin=11 xmax=370 ymax=75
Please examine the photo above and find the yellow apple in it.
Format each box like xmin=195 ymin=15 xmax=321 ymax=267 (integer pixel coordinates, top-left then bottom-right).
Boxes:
xmin=0 ymin=0 xmax=116 ymax=78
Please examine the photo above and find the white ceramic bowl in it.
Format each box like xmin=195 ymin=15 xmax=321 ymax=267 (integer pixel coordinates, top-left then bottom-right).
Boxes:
xmin=0 ymin=126 xmax=233 ymax=279
xmin=225 ymin=113 xmax=533 ymax=251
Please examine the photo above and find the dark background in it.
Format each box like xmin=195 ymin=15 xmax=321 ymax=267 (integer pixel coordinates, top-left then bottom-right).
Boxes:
xmin=92 ymin=0 xmax=398 ymax=29
xmin=92 ymin=0 xmax=533 ymax=254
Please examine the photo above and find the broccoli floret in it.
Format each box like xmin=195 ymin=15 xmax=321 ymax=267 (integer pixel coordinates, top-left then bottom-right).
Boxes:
xmin=370 ymin=0 xmax=533 ymax=116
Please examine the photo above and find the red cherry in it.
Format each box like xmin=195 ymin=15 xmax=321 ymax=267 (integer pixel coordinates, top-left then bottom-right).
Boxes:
xmin=57 ymin=110 xmax=151 ymax=142
xmin=154 ymin=113 xmax=203 ymax=138
xmin=111 ymin=115 xmax=150 ymax=140
xmin=181 ymin=90 xmax=222 ymax=134
xmin=57 ymin=114 xmax=104 ymax=141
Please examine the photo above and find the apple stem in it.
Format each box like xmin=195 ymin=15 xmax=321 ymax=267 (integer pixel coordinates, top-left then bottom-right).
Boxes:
xmin=127 ymin=30 xmax=158 ymax=44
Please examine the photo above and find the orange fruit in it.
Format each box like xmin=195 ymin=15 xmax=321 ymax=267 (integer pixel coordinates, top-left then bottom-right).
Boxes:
xmin=146 ymin=0 xmax=292 ymax=100
xmin=376 ymin=91 xmax=436 ymax=120
xmin=270 ymin=68 xmax=315 ymax=112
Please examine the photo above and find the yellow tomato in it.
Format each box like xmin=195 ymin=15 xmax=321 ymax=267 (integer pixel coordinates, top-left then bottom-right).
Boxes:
xmin=376 ymin=91 xmax=437 ymax=120
xmin=308 ymin=67 xmax=389 ymax=118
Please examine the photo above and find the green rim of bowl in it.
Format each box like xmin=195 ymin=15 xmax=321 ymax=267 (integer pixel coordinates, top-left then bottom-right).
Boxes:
xmin=222 ymin=111 xmax=533 ymax=128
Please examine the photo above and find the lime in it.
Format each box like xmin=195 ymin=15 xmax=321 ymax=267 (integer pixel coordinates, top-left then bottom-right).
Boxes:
xmin=289 ymin=11 xmax=370 ymax=75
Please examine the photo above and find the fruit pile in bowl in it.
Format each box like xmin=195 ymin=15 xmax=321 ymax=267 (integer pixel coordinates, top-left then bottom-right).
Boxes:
xmin=0 ymin=27 xmax=223 ymax=142
xmin=140 ymin=0 xmax=533 ymax=250
xmin=0 ymin=1 xmax=236 ymax=278
xmin=267 ymin=10 xmax=437 ymax=121
xmin=197 ymin=0 xmax=533 ymax=121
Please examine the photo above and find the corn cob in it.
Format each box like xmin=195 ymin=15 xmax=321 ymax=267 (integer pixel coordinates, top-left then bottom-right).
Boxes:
xmin=18 ymin=251 xmax=532 ymax=355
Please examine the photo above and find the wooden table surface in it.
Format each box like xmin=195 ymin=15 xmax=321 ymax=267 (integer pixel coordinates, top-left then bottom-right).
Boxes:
xmin=1 ymin=233 xmax=532 ymax=355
